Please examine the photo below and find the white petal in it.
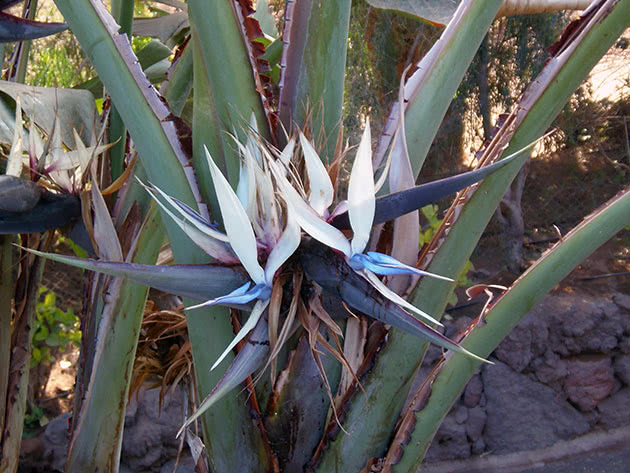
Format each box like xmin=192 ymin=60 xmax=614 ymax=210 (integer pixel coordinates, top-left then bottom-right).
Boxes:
xmin=360 ymin=269 xmax=443 ymax=327
xmin=90 ymin=169 xmax=123 ymax=262
xmin=211 ymin=298 xmax=269 ymax=370
xmin=233 ymin=138 xmax=259 ymax=227
xmin=270 ymin=159 xmax=351 ymax=257
xmin=348 ymin=122 xmax=375 ymax=255
xmin=7 ymin=98 xmax=23 ymax=177
xmin=300 ymin=132 xmax=333 ymax=216
xmin=264 ymin=206 xmax=301 ymax=285
xmin=236 ymin=157 xmax=250 ymax=210
xmin=205 ymin=146 xmax=265 ymax=284
xmin=147 ymin=187 xmax=237 ymax=263
xmin=246 ymin=113 xmax=263 ymax=165
xmin=28 ymin=121 xmax=45 ymax=165
xmin=278 ymin=138 xmax=295 ymax=171
xmin=140 ymin=179 xmax=230 ymax=243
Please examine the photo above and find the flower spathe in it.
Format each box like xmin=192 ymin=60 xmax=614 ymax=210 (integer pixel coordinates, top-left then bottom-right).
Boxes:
xmin=144 ymin=144 xmax=300 ymax=371
xmin=271 ymin=122 xmax=452 ymax=327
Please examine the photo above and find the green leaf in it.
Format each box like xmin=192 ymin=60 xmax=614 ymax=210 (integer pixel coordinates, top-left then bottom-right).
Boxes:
xmin=367 ymin=0 xmax=457 ymax=26
xmin=373 ymin=0 xmax=503 ymax=179
xmin=33 ymin=325 xmax=48 ymax=342
xmin=277 ymin=0 xmax=351 ymax=160
xmin=0 ymin=81 xmax=98 ymax=147
xmin=74 ymin=39 xmax=173 ymax=99
xmin=314 ymin=1 xmax=627 ymax=469
xmin=391 ymin=187 xmax=630 ymax=472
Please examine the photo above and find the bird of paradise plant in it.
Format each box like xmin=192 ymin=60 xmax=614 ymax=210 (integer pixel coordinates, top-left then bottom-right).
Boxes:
xmin=1 ymin=0 xmax=629 ymax=472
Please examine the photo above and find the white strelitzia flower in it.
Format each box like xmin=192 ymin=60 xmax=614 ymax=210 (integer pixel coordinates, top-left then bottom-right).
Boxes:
xmin=270 ymin=121 xmax=452 ymax=327
xmin=143 ymin=144 xmax=300 ymax=370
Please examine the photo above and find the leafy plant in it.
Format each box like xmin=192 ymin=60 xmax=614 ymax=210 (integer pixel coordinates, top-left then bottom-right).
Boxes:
xmin=0 ymin=1 xmax=628 ymax=473
xmin=22 ymin=404 xmax=47 ymax=437
xmin=31 ymin=287 xmax=80 ymax=367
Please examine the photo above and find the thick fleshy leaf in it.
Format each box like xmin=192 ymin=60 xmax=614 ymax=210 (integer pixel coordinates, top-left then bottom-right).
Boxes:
xmin=331 ymin=149 xmax=522 ymax=230
xmin=20 ymin=248 xmax=250 ymax=301
xmin=205 ymin=146 xmax=265 ymax=284
xmin=299 ymin=239 xmax=489 ymax=362
xmin=132 ymin=11 xmax=189 ymax=43
xmin=177 ymin=315 xmax=269 ymax=436
xmin=263 ymin=207 xmax=301 ymax=285
xmin=0 ymin=193 xmax=80 ymax=234
xmin=211 ymin=298 xmax=270 ymax=371
xmin=367 ymin=0 xmax=591 ymax=27
xmin=271 ymin=159 xmax=352 ymax=256
xmin=300 ymin=132 xmax=334 ymax=216
xmin=0 ymin=12 xmax=66 ymax=43
xmin=348 ymin=123 xmax=374 ymax=255
xmin=0 ymin=81 xmax=97 ymax=148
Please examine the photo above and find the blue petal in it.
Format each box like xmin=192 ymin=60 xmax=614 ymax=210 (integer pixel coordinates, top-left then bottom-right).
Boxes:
xmin=351 ymin=251 xmax=454 ymax=282
xmin=186 ymin=282 xmax=272 ymax=310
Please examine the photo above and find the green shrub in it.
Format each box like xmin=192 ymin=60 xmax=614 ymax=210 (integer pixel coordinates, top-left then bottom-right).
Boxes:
xmin=31 ymin=287 xmax=81 ymax=367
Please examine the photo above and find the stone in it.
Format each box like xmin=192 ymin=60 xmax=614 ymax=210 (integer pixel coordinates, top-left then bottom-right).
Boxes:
xmin=465 ymin=406 xmax=486 ymax=442
xmin=613 ymin=293 xmax=630 ymax=312
xmin=494 ymin=313 xmax=548 ymax=372
xmin=544 ymin=295 xmax=623 ymax=355
xmin=533 ymin=349 xmax=567 ymax=391
xmin=463 ymin=374 xmax=483 ymax=407
xmin=597 ymin=387 xmax=630 ymax=429
xmin=613 ymin=354 xmax=630 ymax=385
xmin=482 ymin=360 xmax=589 ymax=454
xmin=471 ymin=438 xmax=486 ymax=455
xmin=42 ymin=413 xmax=71 ymax=472
xmin=424 ymin=411 xmax=471 ymax=463
xmin=121 ymin=385 xmax=187 ymax=472
xmin=564 ymin=355 xmax=615 ymax=411
xmin=159 ymin=456 xmax=197 ymax=473
xmin=454 ymin=405 xmax=468 ymax=424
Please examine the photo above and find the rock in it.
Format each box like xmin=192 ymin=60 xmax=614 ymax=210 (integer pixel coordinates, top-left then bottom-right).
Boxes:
xmin=454 ymin=405 xmax=468 ymax=424
xmin=564 ymin=355 xmax=615 ymax=411
xmin=613 ymin=354 xmax=630 ymax=385
xmin=613 ymin=293 xmax=630 ymax=312
xmin=544 ymin=295 xmax=623 ymax=355
xmin=597 ymin=387 xmax=630 ymax=429
xmin=494 ymin=313 xmax=548 ymax=372
xmin=482 ymin=361 xmax=589 ymax=454
xmin=463 ymin=374 xmax=483 ymax=407
xmin=42 ymin=413 xmax=71 ymax=472
xmin=533 ymin=349 xmax=567 ymax=391
xmin=121 ymin=385 xmax=187 ymax=472
xmin=159 ymin=456 xmax=197 ymax=473
xmin=465 ymin=406 xmax=486 ymax=442
xmin=424 ymin=411 xmax=471 ymax=463
xmin=471 ymin=438 xmax=486 ymax=455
